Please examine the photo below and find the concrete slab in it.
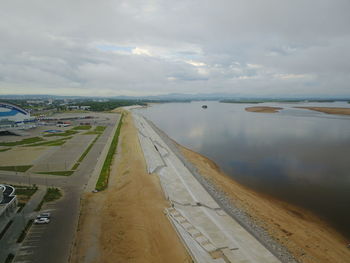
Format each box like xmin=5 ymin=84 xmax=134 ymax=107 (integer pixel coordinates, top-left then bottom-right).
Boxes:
xmin=31 ymin=134 xmax=96 ymax=172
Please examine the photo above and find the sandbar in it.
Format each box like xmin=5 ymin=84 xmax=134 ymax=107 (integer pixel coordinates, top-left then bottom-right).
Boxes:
xmin=245 ymin=106 xmax=283 ymax=113
xmin=295 ymin=106 xmax=350 ymax=115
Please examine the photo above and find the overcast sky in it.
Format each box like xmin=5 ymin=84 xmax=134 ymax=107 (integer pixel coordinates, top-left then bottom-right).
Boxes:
xmin=1 ymin=0 xmax=350 ymax=97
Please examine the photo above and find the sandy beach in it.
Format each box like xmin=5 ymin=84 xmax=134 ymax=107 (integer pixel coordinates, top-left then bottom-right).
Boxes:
xmin=178 ymin=145 xmax=350 ymax=263
xmin=70 ymin=110 xmax=191 ymax=263
xmin=245 ymin=106 xmax=283 ymax=113
xmin=295 ymin=106 xmax=350 ymax=115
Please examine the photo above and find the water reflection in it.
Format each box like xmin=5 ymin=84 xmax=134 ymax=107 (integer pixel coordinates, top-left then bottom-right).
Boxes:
xmin=137 ymin=101 xmax=350 ymax=237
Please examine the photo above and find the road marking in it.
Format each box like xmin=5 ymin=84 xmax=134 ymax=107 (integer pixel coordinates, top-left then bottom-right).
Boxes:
xmin=17 ymin=250 xmax=34 ymax=256
xmin=20 ymin=246 xmax=38 ymax=250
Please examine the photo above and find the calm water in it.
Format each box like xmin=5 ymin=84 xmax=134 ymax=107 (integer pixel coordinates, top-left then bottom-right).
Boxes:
xmin=137 ymin=101 xmax=350 ymax=237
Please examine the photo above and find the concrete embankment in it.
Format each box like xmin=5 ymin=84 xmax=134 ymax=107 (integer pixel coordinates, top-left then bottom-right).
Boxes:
xmin=133 ymin=112 xmax=283 ymax=263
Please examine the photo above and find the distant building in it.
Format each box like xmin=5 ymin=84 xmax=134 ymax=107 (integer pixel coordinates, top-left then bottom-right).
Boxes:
xmin=67 ymin=105 xmax=91 ymax=110
xmin=0 ymin=184 xmax=17 ymax=232
xmin=67 ymin=106 xmax=79 ymax=110
xmin=0 ymin=102 xmax=36 ymax=131
xmin=79 ymin=106 xmax=91 ymax=110
xmin=26 ymin=100 xmax=44 ymax=104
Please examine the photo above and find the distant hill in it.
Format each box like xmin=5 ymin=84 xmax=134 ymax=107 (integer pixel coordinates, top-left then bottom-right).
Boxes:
xmin=1 ymin=93 xmax=349 ymax=102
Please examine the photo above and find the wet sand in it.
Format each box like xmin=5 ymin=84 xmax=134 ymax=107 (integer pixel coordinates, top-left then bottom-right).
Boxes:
xmin=246 ymin=106 xmax=283 ymax=113
xmin=295 ymin=106 xmax=350 ymax=115
xmin=179 ymin=145 xmax=350 ymax=263
xmin=71 ymin=110 xmax=191 ymax=263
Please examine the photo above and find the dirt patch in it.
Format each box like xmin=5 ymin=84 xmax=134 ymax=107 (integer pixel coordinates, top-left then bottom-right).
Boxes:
xmin=245 ymin=106 xmax=283 ymax=113
xmin=71 ymin=111 xmax=191 ymax=263
xmin=179 ymin=145 xmax=350 ymax=263
xmin=295 ymin=106 xmax=350 ymax=115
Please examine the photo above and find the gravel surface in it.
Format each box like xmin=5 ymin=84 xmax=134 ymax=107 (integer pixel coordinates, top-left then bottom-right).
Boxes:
xmin=146 ymin=117 xmax=300 ymax=263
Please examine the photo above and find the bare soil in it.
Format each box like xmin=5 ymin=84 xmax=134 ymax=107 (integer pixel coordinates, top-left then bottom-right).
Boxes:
xmin=179 ymin=145 xmax=350 ymax=263
xmin=295 ymin=106 xmax=350 ymax=115
xmin=245 ymin=106 xmax=283 ymax=113
xmin=71 ymin=110 xmax=191 ymax=263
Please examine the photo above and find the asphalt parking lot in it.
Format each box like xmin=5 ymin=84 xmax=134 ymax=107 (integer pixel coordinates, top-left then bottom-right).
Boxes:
xmin=0 ymin=112 xmax=121 ymax=263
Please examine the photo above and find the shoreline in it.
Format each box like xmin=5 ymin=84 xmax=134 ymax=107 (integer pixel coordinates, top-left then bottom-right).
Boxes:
xmin=145 ymin=118 xmax=294 ymax=262
xmin=295 ymin=106 xmax=350 ymax=115
xmin=178 ymin=145 xmax=350 ymax=263
xmin=145 ymin=117 xmax=350 ymax=263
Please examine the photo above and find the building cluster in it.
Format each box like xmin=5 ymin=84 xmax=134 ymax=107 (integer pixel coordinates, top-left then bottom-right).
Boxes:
xmin=0 ymin=101 xmax=92 ymax=132
xmin=0 ymin=102 xmax=35 ymax=131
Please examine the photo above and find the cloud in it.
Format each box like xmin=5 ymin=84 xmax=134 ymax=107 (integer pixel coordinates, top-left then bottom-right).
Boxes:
xmin=0 ymin=0 xmax=350 ymax=97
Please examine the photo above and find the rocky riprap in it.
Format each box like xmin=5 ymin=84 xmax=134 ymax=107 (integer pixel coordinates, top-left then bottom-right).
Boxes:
xmin=146 ymin=117 xmax=300 ymax=263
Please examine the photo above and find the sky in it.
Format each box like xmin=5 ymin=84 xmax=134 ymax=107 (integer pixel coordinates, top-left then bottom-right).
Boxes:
xmin=1 ymin=0 xmax=350 ymax=97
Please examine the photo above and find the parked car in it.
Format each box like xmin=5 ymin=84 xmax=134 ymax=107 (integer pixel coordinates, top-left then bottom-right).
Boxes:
xmin=34 ymin=218 xmax=50 ymax=224
xmin=37 ymin=212 xmax=51 ymax=219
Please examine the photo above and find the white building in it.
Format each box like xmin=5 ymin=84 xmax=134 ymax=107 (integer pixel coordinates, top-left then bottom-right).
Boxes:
xmin=0 ymin=102 xmax=35 ymax=131
xmin=0 ymin=184 xmax=17 ymax=232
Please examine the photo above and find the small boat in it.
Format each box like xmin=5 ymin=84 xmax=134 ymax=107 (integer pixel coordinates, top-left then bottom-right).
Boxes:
xmin=202 ymin=105 xmax=208 ymax=109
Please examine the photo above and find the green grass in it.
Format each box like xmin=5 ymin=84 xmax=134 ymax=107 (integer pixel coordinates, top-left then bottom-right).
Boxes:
xmin=0 ymin=137 xmax=44 ymax=146
xmin=72 ymin=125 xmax=91 ymax=130
xmin=72 ymin=134 xmax=100 ymax=170
xmin=83 ymin=131 xmax=100 ymax=135
xmin=83 ymin=126 xmax=106 ymax=135
xmin=14 ymin=185 xmax=38 ymax=198
xmin=24 ymin=137 xmax=72 ymax=147
xmin=0 ymin=165 xmax=32 ymax=172
xmin=72 ymin=162 xmax=80 ymax=170
xmin=5 ymin=253 xmax=14 ymax=263
xmin=0 ymin=148 xmax=11 ymax=152
xmin=36 ymin=171 xmax=74 ymax=176
xmin=0 ymin=221 xmax=13 ymax=239
xmin=14 ymin=185 xmax=38 ymax=213
xmin=44 ymin=130 xmax=78 ymax=137
xmin=17 ymin=219 xmax=33 ymax=243
xmin=43 ymin=187 xmax=62 ymax=202
xmin=35 ymin=187 xmax=63 ymax=211
xmin=95 ymin=126 xmax=106 ymax=132
xmin=96 ymin=115 xmax=123 ymax=191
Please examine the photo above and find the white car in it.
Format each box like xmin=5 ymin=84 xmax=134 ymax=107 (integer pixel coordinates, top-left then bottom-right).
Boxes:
xmin=34 ymin=218 xmax=50 ymax=224
xmin=37 ymin=212 xmax=51 ymax=219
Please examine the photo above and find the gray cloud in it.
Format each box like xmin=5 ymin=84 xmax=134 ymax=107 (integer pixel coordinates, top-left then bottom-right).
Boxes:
xmin=1 ymin=0 xmax=350 ymax=96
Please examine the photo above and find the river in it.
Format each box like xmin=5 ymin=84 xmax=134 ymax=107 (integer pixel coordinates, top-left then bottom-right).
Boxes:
xmin=137 ymin=101 xmax=350 ymax=237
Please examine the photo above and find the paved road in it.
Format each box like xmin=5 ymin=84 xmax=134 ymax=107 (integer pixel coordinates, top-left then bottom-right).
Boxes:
xmin=0 ymin=113 xmax=120 ymax=263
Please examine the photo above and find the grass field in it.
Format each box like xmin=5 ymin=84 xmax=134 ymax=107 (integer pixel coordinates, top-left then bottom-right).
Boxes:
xmin=36 ymin=171 xmax=74 ymax=176
xmin=14 ymin=185 xmax=38 ymax=212
xmin=0 ymin=165 xmax=33 ymax=172
xmin=43 ymin=187 xmax=62 ymax=202
xmin=84 ymin=126 xmax=106 ymax=135
xmin=0 ymin=148 xmax=11 ymax=152
xmin=72 ymin=134 xmax=100 ymax=170
xmin=0 ymin=137 xmax=44 ymax=146
xmin=96 ymin=115 xmax=123 ymax=190
xmin=25 ymin=137 xmax=72 ymax=147
xmin=72 ymin=125 xmax=91 ymax=130
xmin=35 ymin=187 xmax=62 ymax=211
xmin=94 ymin=126 xmax=106 ymax=132
xmin=44 ymin=130 xmax=78 ymax=137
